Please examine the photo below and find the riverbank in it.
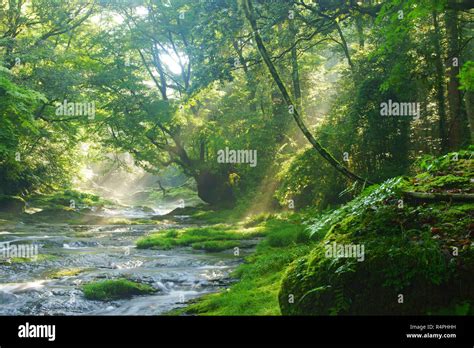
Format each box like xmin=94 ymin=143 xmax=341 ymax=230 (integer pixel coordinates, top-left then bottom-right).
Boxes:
xmin=154 ymin=214 xmax=313 ymax=315
xmin=151 ymin=212 xmax=330 ymax=316
xmin=1 ymin=151 xmax=472 ymax=316
xmin=0 ymin=195 xmax=247 ymax=315
xmin=166 ymin=150 xmax=474 ymax=316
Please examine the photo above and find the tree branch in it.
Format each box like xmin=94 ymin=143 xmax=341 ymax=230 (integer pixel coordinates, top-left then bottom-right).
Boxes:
xmin=243 ymin=0 xmax=372 ymax=185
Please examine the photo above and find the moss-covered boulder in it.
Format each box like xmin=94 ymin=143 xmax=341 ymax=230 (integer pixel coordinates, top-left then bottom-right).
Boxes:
xmin=279 ymin=150 xmax=474 ymax=315
xmin=0 ymin=195 xmax=25 ymax=214
xmin=82 ymin=279 xmax=156 ymax=301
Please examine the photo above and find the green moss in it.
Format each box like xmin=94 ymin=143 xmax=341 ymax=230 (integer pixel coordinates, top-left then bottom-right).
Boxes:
xmin=136 ymin=233 xmax=175 ymax=249
xmin=188 ymin=202 xmax=258 ymax=224
xmin=266 ymin=223 xmax=308 ymax=247
xmin=173 ymin=217 xmax=312 ymax=315
xmin=132 ymin=185 xmax=202 ymax=208
xmin=177 ymin=273 xmax=283 ymax=315
xmin=1 ymin=254 xmax=58 ymax=264
xmin=136 ymin=225 xmax=264 ymax=250
xmin=82 ymin=279 xmax=156 ymax=301
xmin=46 ymin=268 xmax=84 ymax=279
xmin=28 ymin=190 xmax=110 ymax=210
xmin=191 ymin=240 xmax=241 ymax=252
xmin=242 ymin=213 xmax=275 ymax=227
xmin=279 ymin=151 xmax=474 ymax=315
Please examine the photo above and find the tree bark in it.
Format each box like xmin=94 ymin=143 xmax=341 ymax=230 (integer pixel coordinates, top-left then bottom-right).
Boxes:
xmin=334 ymin=21 xmax=354 ymax=71
xmin=289 ymin=20 xmax=302 ymax=110
xmin=445 ymin=8 xmax=471 ymax=150
xmin=355 ymin=14 xmax=364 ymax=49
xmin=195 ymin=170 xmax=235 ymax=206
xmin=432 ymin=10 xmax=448 ymax=153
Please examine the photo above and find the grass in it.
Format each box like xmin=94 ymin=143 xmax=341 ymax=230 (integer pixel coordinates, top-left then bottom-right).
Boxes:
xmin=169 ymin=216 xmax=313 ymax=315
xmin=188 ymin=202 xmax=252 ymax=224
xmin=28 ymin=190 xmax=111 ymax=210
xmin=136 ymin=224 xmax=265 ymax=250
xmin=191 ymin=240 xmax=242 ymax=252
xmin=265 ymin=221 xmax=310 ymax=247
xmin=82 ymin=279 xmax=156 ymax=301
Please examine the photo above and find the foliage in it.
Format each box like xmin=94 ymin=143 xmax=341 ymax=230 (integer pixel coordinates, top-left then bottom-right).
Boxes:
xmin=275 ymin=148 xmax=349 ymax=210
xmin=279 ymin=151 xmax=474 ymax=315
xmin=82 ymin=279 xmax=156 ymax=301
xmin=136 ymin=225 xmax=264 ymax=250
xmin=459 ymin=61 xmax=474 ymax=91
xmin=171 ymin=216 xmax=313 ymax=315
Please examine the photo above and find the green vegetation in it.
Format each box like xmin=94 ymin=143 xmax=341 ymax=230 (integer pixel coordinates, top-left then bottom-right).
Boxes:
xmin=136 ymin=225 xmax=265 ymax=250
xmin=191 ymin=240 xmax=242 ymax=252
xmin=0 ymin=254 xmax=57 ymax=265
xmin=171 ymin=151 xmax=473 ymax=316
xmin=0 ymin=0 xmax=472 ymax=319
xmin=82 ymin=279 xmax=156 ymax=301
xmin=28 ymin=190 xmax=109 ymax=210
xmin=46 ymin=268 xmax=84 ymax=279
xmin=279 ymin=152 xmax=474 ymax=315
xmin=172 ymin=217 xmax=312 ymax=315
xmin=134 ymin=185 xmax=203 ymax=208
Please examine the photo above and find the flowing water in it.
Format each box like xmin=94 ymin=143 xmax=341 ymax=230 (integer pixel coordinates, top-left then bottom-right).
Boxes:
xmin=0 ymin=207 xmax=249 ymax=315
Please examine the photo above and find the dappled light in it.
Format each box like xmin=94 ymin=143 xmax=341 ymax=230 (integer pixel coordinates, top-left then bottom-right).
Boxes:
xmin=0 ymin=0 xmax=472 ymax=344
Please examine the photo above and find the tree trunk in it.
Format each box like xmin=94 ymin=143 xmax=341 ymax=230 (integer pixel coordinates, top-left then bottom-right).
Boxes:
xmin=432 ymin=10 xmax=448 ymax=153
xmin=195 ymin=170 xmax=234 ymax=206
xmin=289 ymin=20 xmax=302 ymax=110
xmin=355 ymin=14 xmax=365 ymax=49
xmin=445 ymin=8 xmax=471 ymax=150
xmin=466 ymin=90 xmax=474 ymax=141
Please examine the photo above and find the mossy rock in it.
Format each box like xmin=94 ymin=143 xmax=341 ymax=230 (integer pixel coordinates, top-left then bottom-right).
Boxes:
xmin=46 ymin=268 xmax=84 ymax=279
xmin=191 ymin=240 xmax=241 ymax=252
xmin=132 ymin=205 xmax=155 ymax=213
xmin=279 ymin=239 xmax=474 ymax=315
xmin=1 ymin=254 xmax=58 ymax=265
xmin=279 ymin=152 xmax=474 ymax=315
xmin=82 ymin=279 xmax=156 ymax=301
xmin=24 ymin=208 xmax=82 ymax=222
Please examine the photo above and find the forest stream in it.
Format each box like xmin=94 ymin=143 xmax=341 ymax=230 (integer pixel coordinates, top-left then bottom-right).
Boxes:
xmin=0 ymin=205 xmax=248 ymax=315
xmin=0 ymin=0 xmax=473 ymax=329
